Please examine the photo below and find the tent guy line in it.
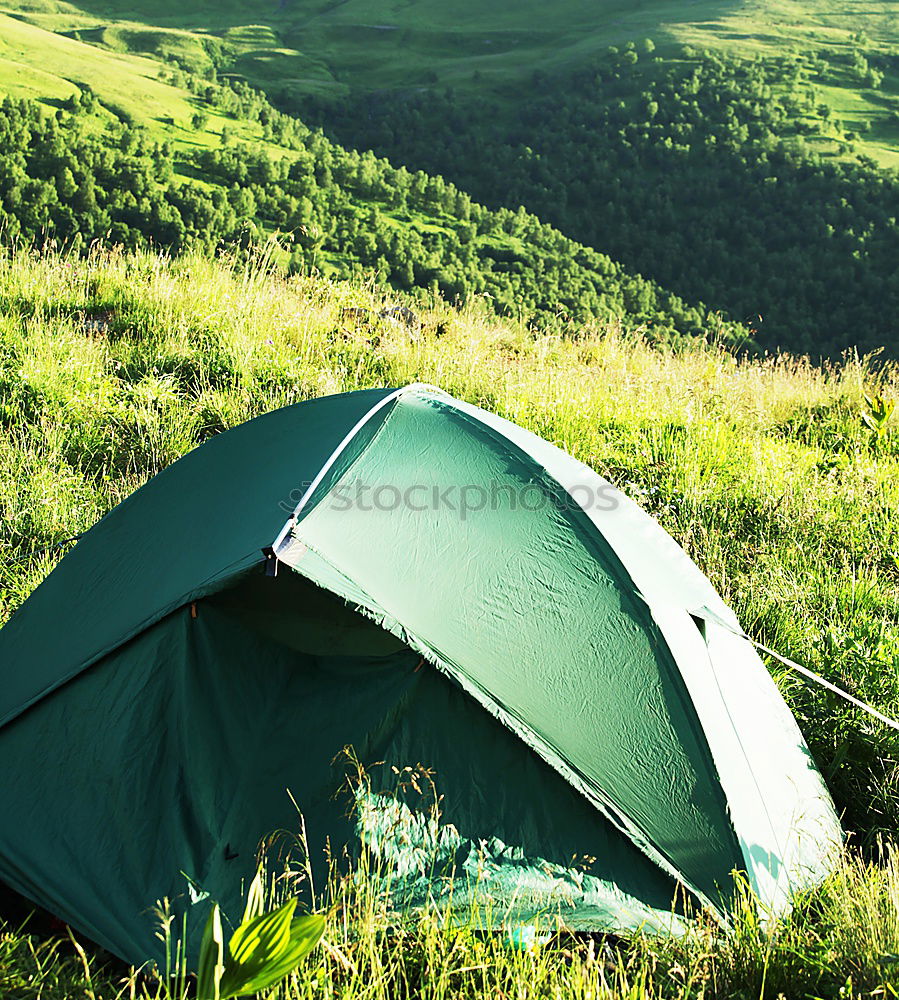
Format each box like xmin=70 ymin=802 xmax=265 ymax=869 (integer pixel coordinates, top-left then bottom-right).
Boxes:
xmin=3 ymin=532 xmax=895 ymax=733
xmin=1 ymin=534 xmax=82 ymax=569
xmin=725 ymin=622 xmax=899 ymax=733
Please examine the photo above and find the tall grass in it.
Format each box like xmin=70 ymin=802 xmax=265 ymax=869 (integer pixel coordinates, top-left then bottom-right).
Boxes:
xmin=1 ymin=244 xmax=899 ymax=997
xmin=8 ymin=761 xmax=899 ymax=999
xmin=6 ymin=825 xmax=899 ymax=998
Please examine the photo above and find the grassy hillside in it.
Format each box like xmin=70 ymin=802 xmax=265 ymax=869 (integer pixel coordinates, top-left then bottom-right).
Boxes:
xmin=5 ymin=0 xmax=899 ymax=356
xmin=0 ymin=10 xmax=257 ymax=147
xmin=2 ymin=246 xmax=898 ymax=831
xmin=0 ymin=9 xmax=754 ymax=341
xmin=9 ymin=0 xmax=899 ymax=165
xmin=1 ymin=246 xmax=899 ymax=997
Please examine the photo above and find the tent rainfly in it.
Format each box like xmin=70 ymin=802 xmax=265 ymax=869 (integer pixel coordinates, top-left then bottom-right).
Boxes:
xmin=0 ymin=384 xmax=841 ymax=965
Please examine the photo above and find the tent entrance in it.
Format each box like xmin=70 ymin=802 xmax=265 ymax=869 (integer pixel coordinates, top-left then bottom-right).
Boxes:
xmin=0 ymin=563 xmax=684 ymax=959
xmin=184 ymin=566 xmax=684 ymax=933
xmin=185 ymin=568 xmax=422 ymax=914
xmin=208 ymin=566 xmax=410 ymax=660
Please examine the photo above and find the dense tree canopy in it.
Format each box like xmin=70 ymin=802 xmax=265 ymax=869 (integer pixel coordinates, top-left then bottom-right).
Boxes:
xmin=302 ymin=49 xmax=899 ymax=357
xmin=0 ymin=94 xmax=735 ymax=342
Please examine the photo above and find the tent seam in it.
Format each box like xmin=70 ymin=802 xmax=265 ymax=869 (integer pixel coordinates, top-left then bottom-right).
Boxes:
xmin=273 ymin=384 xmax=446 ymax=555
xmin=283 ymin=541 xmax=722 ymax=920
xmin=410 ymin=392 xmax=743 ymax=899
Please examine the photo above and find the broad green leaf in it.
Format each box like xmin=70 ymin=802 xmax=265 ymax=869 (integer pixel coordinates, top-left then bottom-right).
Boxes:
xmin=196 ymin=903 xmax=225 ymax=1000
xmin=248 ymin=915 xmax=326 ymax=987
xmin=218 ymin=899 xmax=296 ymax=998
xmin=241 ymin=869 xmax=266 ymax=925
xmin=864 ymin=394 xmax=894 ymax=428
xmin=221 ymin=915 xmax=326 ymax=998
xmin=229 ymin=897 xmax=295 ymax=966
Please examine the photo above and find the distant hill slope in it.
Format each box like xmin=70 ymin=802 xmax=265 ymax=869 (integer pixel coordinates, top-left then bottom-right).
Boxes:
xmin=9 ymin=0 xmax=899 ymax=167
xmin=315 ymin=49 xmax=899 ymax=357
xmin=0 ymin=19 xmax=735 ymax=342
xmin=0 ymin=10 xmax=269 ymax=150
xmin=6 ymin=1 xmax=899 ymax=354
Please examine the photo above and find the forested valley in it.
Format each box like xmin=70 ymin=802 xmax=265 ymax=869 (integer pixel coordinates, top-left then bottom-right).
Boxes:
xmin=301 ymin=46 xmax=899 ymax=356
xmin=0 ymin=83 xmax=735 ymax=342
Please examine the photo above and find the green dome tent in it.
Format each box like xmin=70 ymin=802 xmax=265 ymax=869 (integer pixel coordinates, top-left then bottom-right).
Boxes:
xmin=0 ymin=384 xmax=840 ymax=965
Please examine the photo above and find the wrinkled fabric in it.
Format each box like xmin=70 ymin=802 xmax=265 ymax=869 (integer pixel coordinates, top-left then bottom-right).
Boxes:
xmin=0 ymin=386 xmax=840 ymax=967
